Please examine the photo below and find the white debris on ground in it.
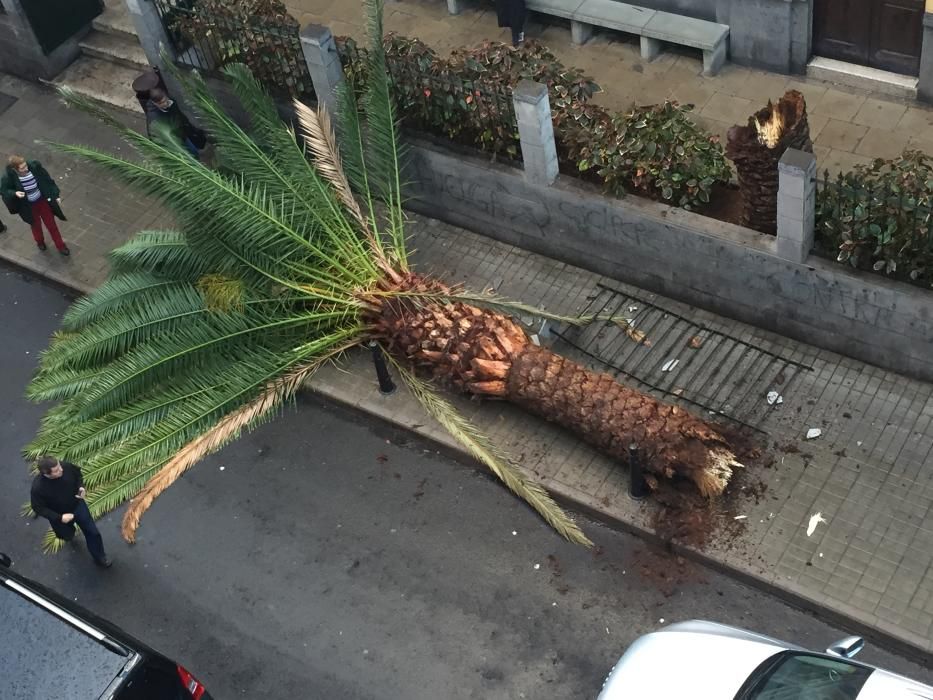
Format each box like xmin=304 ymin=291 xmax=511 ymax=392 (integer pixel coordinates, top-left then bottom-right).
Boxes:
xmin=662 ymin=358 xmax=679 ymax=372
xmin=766 ymin=390 xmax=783 ymax=405
xmin=806 ymin=428 xmax=822 ymax=439
xmin=806 ymin=512 xmax=827 ymax=536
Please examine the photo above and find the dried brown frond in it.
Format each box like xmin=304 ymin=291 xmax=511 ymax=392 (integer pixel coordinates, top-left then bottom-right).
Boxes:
xmin=120 ymin=351 xmax=351 ymax=542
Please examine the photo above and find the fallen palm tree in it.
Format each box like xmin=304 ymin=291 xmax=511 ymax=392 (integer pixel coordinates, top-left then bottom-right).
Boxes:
xmin=25 ymin=0 xmax=740 ymax=550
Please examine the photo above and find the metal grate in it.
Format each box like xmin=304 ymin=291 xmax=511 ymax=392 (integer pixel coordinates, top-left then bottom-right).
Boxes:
xmin=553 ymin=283 xmax=813 ymax=432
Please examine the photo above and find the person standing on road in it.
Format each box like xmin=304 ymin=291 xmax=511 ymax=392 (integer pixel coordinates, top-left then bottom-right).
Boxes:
xmin=497 ymin=0 xmax=527 ymax=47
xmin=30 ymin=456 xmax=112 ymax=568
xmin=145 ymin=88 xmax=207 ymax=160
xmin=0 ymin=155 xmax=70 ymax=255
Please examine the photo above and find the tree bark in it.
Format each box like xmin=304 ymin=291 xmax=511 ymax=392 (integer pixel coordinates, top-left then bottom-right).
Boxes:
xmin=371 ymin=281 xmax=740 ymax=496
xmin=726 ymin=90 xmax=813 ymax=234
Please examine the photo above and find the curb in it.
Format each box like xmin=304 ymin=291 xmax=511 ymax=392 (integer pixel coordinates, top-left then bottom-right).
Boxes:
xmin=6 ymin=251 xmax=930 ymax=667
xmin=305 ymin=383 xmax=933 ymax=667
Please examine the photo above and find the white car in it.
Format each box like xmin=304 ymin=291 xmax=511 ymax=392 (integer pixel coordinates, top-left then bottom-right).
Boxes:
xmin=598 ymin=620 xmax=933 ymax=699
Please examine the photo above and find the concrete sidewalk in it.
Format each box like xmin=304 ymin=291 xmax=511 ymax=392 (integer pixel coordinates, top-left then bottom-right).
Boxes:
xmin=3 ymin=74 xmax=933 ymax=661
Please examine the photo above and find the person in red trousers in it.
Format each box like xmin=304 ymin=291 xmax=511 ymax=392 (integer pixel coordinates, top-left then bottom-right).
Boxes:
xmin=0 ymin=155 xmax=69 ymax=255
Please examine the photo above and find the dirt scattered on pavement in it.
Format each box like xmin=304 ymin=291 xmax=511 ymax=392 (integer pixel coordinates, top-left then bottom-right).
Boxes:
xmin=633 ymin=547 xmax=707 ymax=597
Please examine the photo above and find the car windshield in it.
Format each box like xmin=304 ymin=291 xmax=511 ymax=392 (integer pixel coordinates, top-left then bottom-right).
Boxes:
xmin=745 ymin=652 xmax=873 ymax=700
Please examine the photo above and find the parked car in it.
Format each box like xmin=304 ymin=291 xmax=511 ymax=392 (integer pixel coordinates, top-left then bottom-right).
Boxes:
xmin=597 ymin=619 xmax=933 ymax=699
xmin=0 ymin=552 xmax=212 ymax=699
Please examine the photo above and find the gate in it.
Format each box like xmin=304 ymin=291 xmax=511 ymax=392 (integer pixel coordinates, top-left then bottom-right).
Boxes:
xmin=553 ymin=284 xmax=813 ymax=433
xmin=22 ymin=0 xmax=103 ymax=54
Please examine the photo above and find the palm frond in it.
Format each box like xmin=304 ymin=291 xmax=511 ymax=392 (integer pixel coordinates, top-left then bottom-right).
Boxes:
xmin=360 ymin=0 xmax=408 ymax=268
xmin=107 ymin=230 xmax=210 ymax=278
xmin=391 ymin=358 xmax=592 ymax=546
xmin=120 ymin=351 xmax=340 ymax=542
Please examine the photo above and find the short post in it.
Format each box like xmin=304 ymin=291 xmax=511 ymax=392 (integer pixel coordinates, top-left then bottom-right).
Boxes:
xmin=775 ymin=148 xmax=817 ymax=264
xmin=300 ymin=24 xmax=345 ymax=117
xmin=512 ymin=80 xmax=559 ymax=186
xmin=628 ymin=442 xmax=648 ymax=500
xmin=369 ymin=341 xmax=397 ymax=395
xmin=446 ymin=0 xmax=462 ymax=14
xmin=919 ymin=13 xmax=933 ymax=103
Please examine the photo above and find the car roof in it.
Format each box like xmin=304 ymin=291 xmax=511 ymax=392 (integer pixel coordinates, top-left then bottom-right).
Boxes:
xmin=0 ymin=566 xmax=137 ymax=699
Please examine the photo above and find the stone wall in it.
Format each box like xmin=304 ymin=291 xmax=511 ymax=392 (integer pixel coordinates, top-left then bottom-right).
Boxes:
xmin=0 ymin=0 xmax=86 ymax=81
xmin=404 ymin=139 xmax=933 ymax=382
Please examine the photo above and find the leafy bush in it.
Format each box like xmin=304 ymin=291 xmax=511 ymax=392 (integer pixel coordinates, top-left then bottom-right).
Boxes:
xmin=557 ymin=101 xmax=730 ymax=209
xmin=171 ymin=0 xmax=311 ymax=97
xmin=816 ymin=151 xmax=933 ymax=288
xmin=337 ymin=34 xmax=731 ymax=211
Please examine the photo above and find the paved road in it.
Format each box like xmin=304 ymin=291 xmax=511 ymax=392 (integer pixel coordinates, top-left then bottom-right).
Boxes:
xmin=2 ymin=263 xmax=931 ymax=699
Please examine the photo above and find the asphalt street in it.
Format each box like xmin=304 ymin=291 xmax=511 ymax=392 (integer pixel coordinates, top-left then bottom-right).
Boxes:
xmin=2 ymin=262 xmax=932 ymax=699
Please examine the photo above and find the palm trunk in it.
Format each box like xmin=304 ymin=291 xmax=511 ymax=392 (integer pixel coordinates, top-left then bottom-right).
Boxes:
xmin=371 ymin=278 xmax=740 ymax=496
xmin=726 ymin=90 xmax=812 ymax=234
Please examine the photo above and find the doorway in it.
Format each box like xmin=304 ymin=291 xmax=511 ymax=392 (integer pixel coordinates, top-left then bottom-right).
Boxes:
xmin=813 ymin=0 xmax=924 ymax=76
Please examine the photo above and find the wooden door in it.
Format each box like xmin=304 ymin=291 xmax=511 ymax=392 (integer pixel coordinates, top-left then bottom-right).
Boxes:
xmin=813 ymin=0 xmax=924 ymax=76
xmin=870 ymin=0 xmax=924 ymax=75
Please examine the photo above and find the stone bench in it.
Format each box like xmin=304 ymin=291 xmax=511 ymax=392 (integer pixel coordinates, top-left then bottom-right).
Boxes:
xmin=524 ymin=0 xmax=730 ymax=76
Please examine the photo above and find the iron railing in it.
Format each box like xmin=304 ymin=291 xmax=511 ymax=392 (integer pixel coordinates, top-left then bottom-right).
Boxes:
xmin=815 ymin=171 xmax=933 ymax=287
xmin=151 ymin=0 xmax=313 ymax=99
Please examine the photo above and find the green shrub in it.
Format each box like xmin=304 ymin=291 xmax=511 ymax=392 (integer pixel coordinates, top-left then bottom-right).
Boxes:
xmin=336 ymin=34 xmax=732 ymax=211
xmin=816 ymin=151 xmax=933 ymax=288
xmin=557 ymin=101 xmax=731 ymax=210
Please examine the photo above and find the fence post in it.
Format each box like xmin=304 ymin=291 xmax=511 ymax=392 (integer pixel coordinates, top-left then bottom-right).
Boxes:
xmin=512 ymin=80 xmax=559 ymax=186
xmin=775 ymin=149 xmax=817 ymax=264
xmin=300 ymin=24 xmax=345 ymax=116
xmin=123 ymin=0 xmax=184 ymax=99
xmin=919 ymin=13 xmax=933 ymax=103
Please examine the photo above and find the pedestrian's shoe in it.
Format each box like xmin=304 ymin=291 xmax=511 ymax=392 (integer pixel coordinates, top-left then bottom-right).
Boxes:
xmin=37 ymin=242 xmax=47 ymax=251
xmin=94 ymin=556 xmax=113 ymax=568
xmin=0 ymin=222 xmax=6 ymax=233
xmin=59 ymin=246 xmax=70 ymax=256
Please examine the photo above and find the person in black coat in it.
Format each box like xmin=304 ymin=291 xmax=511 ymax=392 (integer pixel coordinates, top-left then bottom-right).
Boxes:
xmin=497 ymin=0 xmax=527 ymax=46
xmin=145 ymin=87 xmax=207 ymax=159
xmin=30 ymin=456 xmax=112 ymax=567
xmin=0 ymin=155 xmax=69 ymax=255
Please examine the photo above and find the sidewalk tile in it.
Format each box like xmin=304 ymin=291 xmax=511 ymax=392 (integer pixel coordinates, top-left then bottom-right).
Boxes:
xmin=854 ymin=128 xmax=910 ymax=159
xmin=852 ymin=97 xmax=908 ymax=130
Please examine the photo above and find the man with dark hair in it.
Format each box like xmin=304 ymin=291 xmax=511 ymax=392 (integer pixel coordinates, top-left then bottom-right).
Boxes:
xmin=31 ymin=456 xmax=112 ymax=567
xmin=144 ymin=87 xmax=206 ymax=159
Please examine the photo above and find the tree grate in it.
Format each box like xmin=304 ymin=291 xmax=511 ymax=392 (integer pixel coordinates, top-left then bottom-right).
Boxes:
xmin=552 ymin=283 xmax=813 ymax=433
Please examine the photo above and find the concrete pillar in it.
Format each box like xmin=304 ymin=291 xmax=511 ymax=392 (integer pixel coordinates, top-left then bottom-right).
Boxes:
xmin=300 ymin=24 xmax=345 ymax=116
xmin=776 ymin=149 xmax=816 ymax=263
xmin=123 ymin=0 xmax=186 ymax=104
xmin=918 ymin=13 xmax=933 ymax=103
xmin=512 ymin=80 xmax=559 ymax=186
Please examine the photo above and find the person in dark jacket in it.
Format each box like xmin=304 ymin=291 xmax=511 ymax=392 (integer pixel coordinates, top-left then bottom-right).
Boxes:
xmin=0 ymin=155 xmax=69 ymax=255
xmin=497 ymin=0 xmax=526 ymax=46
xmin=31 ymin=456 xmax=112 ymax=567
xmin=145 ymin=87 xmax=207 ymax=159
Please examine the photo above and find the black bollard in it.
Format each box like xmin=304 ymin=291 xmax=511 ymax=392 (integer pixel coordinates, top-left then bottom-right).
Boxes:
xmin=369 ymin=341 xmax=397 ymax=395
xmin=628 ymin=442 xmax=648 ymax=500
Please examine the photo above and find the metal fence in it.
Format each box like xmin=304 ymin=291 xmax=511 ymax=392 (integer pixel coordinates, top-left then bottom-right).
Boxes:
xmin=815 ymin=170 xmax=933 ymax=285
xmin=151 ymin=0 xmax=313 ymax=99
